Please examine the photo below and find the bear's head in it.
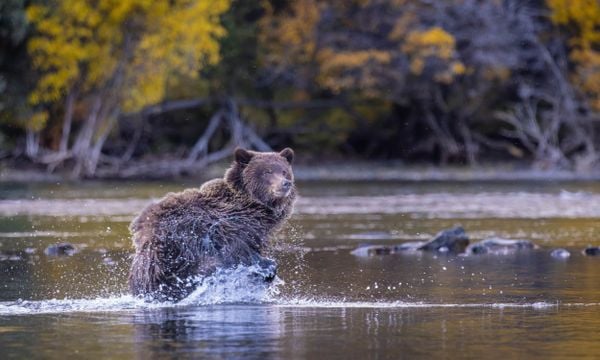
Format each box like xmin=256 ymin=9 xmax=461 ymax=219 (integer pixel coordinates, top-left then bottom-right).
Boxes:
xmin=225 ymin=147 xmax=296 ymax=208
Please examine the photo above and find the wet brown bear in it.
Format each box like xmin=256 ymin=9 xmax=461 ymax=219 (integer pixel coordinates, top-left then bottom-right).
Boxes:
xmin=129 ymin=148 xmax=296 ymax=301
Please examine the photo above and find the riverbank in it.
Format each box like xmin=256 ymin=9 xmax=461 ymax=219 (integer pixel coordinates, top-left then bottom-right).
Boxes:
xmin=2 ymin=161 xmax=600 ymax=183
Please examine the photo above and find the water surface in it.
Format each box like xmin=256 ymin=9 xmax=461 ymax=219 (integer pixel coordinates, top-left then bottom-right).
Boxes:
xmin=0 ymin=179 xmax=599 ymax=358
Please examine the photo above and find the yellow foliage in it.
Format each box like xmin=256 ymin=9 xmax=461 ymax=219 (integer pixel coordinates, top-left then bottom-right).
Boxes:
xmin=260 ymin=2 xmax=465 ymax=93
xmin=317 ymin=48 xmax=392 ymax=92
xmin=316 ymin=48 xmax=392 ymax=93
xmin=451 ymin=61 xmax=466 ymax=75
xmin=319 ymin=49 xmax=392 ymax=68
xmin=403 ymin=27 xmax=456 ymax=60
xmin=259 ymin=0 xmax=320 ymax=67
xmin=388 ymin=11 xmax=416 ymax=42
xmin=402 ymin=26 xmax=464 ymax=82
xmin=547 ymin=0 xmax=600 ymax=110
xmin=28 ymin=111 xmax=49 ymax=132
xmin=27 ymin=0 xmax=229 ymax=119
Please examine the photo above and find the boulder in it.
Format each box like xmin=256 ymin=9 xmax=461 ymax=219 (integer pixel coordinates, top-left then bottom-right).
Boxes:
xmin=466 ymin=237 xmax=536 ymax=255
xmin=550 ymin=248 xmax=571 ymax=259
xmin=44 ymin=243 xmax=77 ymax=256
xmin=350 ymin=227 xmax=469 ymax=256
xmin=393 ymin=241 xmax=426 ymax=252
xmin=417 ymin=226 xmax=469 ymax=253
xmin=0 ymin=252 xmax=22 ymax=261
xmin=583 ymin=247 xmax=600 ymax=256
xmin=350 ymin=244 xmax=394 ymax=256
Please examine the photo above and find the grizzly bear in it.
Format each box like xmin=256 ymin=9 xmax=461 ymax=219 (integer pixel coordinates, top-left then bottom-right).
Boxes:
xmin=129 ymin=148 xmax=296 ymax=301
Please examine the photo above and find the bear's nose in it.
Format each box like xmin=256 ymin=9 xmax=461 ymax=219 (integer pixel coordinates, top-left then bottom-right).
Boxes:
xmin=282 ymin=179 xmax=292 ymax=189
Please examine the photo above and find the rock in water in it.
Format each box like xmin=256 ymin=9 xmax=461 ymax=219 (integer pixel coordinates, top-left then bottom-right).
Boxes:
xmin=393 ymin=241 xmax=426 ymax=252
xmin=466 ymin=238 xmax=535 ymax=255
xmin=583 ymin=247 xmax=600 ymax=256
xmin=44 ymin=243 xmax=77 ymax=256
xmin=350 ymin=227 xmax=468 ymax=256
xmin=550 ymin=248 xmax=571 ymax=259
xmin=417 ymin=226 xmax=469 ymax=253
xmin=350 ymin=244 xmax=394 ymax=256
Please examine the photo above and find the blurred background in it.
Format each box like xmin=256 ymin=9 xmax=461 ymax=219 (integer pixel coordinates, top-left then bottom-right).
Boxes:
xmin=1 ymin=0 xmax=599 ymax=179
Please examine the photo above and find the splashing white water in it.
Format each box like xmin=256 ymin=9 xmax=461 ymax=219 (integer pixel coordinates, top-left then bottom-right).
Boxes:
xmin=1 ymin=296 xmax=598 ymax=316
xmin=0 ymin=264 xmax=598 ymax=315
xmin=0 ymin=264 xmax=283 ymax=315
xmin=178 ymin=265 xmax=283 ymax=306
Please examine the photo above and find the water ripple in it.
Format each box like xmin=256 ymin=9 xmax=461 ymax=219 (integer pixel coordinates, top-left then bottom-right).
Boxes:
xmin=2 ymin=297 xmax=599 ymax=316
xmin=2 ymin=192 xmax=598 ymax=219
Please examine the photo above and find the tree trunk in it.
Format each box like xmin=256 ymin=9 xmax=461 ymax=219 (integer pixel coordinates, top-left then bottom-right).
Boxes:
xmin=85 ymin=108 xmax=119 ymax=176
xmin=59 ymin=91 xmax=76 ymax=154
xmin=25 ymin=130 xmax=40 ymax=158
xmin=119 ymin=115 xmax=145 ymax=164
xmin=186 ymin=109 xmax=223 ymax=163
xmin=71 ymin=96 xmax=103 ymax=178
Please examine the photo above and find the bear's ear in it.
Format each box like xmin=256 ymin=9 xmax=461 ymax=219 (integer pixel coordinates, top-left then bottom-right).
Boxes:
xmin=279 ymin=148 xmax=294 ymax=164
xmin=234 ymin=147 xmax=253 ymax=165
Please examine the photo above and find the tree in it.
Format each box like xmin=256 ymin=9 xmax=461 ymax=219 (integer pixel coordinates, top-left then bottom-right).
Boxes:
xmin=26 ymin=0 xmax=229 ymax=176
xmin=259 ymin=0 xmax=529 ymax=163
xmin=0 ymin=0 xmax=31 ymax=156
xmin=548 ymin=0 xmax=600 ymax=111
xmin=257 ymin=0 xmax=599 ymax=169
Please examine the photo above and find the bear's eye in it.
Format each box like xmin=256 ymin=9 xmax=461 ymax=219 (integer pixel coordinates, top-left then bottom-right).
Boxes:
xmin=282 ymin=170 xmax=288 ymax=176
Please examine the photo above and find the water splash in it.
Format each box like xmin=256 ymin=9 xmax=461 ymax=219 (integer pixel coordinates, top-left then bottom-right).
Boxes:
xmin=0 ymin=264 xmax=283 ymax=315
xmin=0 ymin=296 xmax=154 ymax=315
xmin=1 ymin=294 xmax=599 ymax=316
xmin=178 ymin=265 xmax=284 ymax=306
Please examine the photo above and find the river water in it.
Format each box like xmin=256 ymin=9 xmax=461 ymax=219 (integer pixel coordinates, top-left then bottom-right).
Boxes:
xmin=0 ymin=179 xmax=599 ymax=358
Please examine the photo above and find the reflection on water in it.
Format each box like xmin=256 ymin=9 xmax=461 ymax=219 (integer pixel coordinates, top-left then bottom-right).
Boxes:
xmin=1 ymin=305 xmax=599 ymax=358
xmin=0 ymin=180 xmax=599 ymax=358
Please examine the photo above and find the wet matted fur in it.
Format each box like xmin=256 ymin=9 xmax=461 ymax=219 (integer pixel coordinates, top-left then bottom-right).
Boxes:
xmin=129 ymin=148 xmax=296 ymax=301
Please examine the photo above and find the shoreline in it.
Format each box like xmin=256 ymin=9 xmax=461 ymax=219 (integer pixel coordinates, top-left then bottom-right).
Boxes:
xmin=2 ymin=162 xmax=600 ymax=183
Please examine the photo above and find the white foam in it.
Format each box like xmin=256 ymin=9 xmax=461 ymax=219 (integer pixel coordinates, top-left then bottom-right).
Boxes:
xmin=2 ymin=296 xmax=598 ymax=316
xmin=0 ymin=295 xmax=157 ymax=315
xmin=178 ymin=265 xmax=283 ymax=306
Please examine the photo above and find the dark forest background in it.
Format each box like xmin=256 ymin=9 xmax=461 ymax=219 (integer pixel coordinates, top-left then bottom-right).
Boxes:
xmin=1 ymin=0 xmax=599 ymax=178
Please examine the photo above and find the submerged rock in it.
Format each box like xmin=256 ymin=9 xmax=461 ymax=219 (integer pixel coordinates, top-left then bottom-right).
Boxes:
xmin=44 ymin=243 xmax=77 ymax=256
xmin=466 ymin=237 xmax=536 ymax=255
xmin=393 ymin=241 xmax=426 ymax=252
xmin=350 ymin=244 xmax=394 ymax=256
xmin=417 ymin=226 xmax=469 ymax=253
xmin=0 ymin=252 xmax=22 ymax=261
xmin=351 ymin=226 xmax=469 ymax=256
xmin=550 ymin=248 xmax=571 ymax=259
xmin=351 ymin=227 xmax=468 ymax=256
xmin=583 ymin=247 xmax=600 ymax=256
